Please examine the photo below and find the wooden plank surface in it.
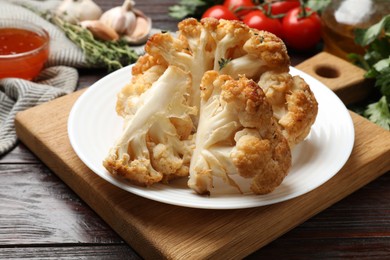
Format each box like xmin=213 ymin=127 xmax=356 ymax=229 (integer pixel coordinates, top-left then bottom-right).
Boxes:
xmin=296 ymin=52 xmax=370 ymax=105
xmin=2 ymin=0 xmax=388 ymax=258
xmin=14 ymin=67 xmax=390 ymax=259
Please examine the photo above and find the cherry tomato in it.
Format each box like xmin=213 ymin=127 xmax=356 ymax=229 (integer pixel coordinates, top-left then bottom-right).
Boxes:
xmin=223 ymin=0 xmax=255 ymax=17
xmin=271 ymin=0 xmax=300 ymax=16
xmin=243 ymin=10 xmax=283 ymax=38
xmin=202 ymin=5 xmax=239 ymax=20
xmin=282 ymin=7 xmax=321 ymax=50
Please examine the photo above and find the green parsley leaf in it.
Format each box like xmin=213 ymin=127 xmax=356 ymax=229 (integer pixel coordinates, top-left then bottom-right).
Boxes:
xmin=364 ymin=96 xmax=390 ymax=130
xmin=218 ymin=58 xmax=231 ymax=70
xmin=355 ymin=15 xmax=390 ymax=46
xmin=169 ymin=0 xmax=224 ymax=20
xmin=350 ymin=15 xmax=390 ymax=130
xmin=306 ymin=0 xmax=332 ymax=14
xmin=375 ymin=66 xmax=390 ymax=98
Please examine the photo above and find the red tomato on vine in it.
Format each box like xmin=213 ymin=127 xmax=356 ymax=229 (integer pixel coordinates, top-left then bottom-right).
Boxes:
xmin=282 ymin=7 xmax=322 ymax=50
xmin=202 ymin=5 xmax=239 ymax=20
xmin=243 ymin=10 xmax=283 ymax=38
xmin=270 ymin=0 xmax=300 ymax=16
xmin=223 ymin=0 xmax=255 ymax=17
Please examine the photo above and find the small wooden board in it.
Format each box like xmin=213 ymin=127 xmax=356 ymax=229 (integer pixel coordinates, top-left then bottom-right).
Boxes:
xmin=15 ymin=52 xmax=390 ymax=259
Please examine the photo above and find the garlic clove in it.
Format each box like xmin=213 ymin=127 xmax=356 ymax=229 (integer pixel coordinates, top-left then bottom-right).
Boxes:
xmin=123 ymin=8 xmax=152 ymax=45
xmin=123 ymin=16 xmax=152 ymax=44
xmin=99 ymin=0 xmax=137 ymax=35
xmin=56 ymin=0 xmax=103 ymax=24
xmin=80 ymin=20 xmax=119 ymax=41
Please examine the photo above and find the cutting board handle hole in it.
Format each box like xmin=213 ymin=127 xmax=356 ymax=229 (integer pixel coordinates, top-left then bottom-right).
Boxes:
xmin=314 ymin=65 xmax=340 ymax=79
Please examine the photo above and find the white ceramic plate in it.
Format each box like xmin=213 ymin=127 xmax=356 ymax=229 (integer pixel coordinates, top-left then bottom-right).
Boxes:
xmin=68 ymin=65 xmax=354 ymax=209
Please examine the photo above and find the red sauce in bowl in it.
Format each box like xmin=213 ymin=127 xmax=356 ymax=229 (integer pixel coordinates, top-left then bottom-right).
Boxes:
xmin=0 ymin=22 xmax=49 ymax=80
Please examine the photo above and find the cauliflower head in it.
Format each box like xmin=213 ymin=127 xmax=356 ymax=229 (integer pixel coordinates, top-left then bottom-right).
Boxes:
xmin=188 ymin=71 xmax=291 ymax=195
xmin=103 ymin=18 xmax=317 ymax=195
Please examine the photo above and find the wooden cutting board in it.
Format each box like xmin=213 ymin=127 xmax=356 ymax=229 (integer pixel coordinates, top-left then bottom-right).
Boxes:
xmin=14 ymin=52 xmax=390 ymax=259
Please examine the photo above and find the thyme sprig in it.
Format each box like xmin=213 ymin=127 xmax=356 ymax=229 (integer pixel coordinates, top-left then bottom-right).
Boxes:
xmin=50 ymin=15 xmax=139 ymax=71
xmin=24 ymin=4 xmax=139 ymax=72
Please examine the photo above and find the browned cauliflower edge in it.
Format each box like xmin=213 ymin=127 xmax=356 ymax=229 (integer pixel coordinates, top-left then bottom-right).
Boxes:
xmin=258 ymin=71 xmax=318 ymax=147
xmin=103 ymin=18 xmax=317 ymax=196
xmin=188 ymin=71 xmax=291 ymax=195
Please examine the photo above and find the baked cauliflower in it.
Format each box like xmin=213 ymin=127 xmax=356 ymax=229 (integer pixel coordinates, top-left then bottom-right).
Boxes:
xmin=103 ymin=18 xmax=318 ymax=195
xmin=103 ymin=66 xmax=196 ymax=185
xmin=258 ymin=71 xmax=318 ymax=147
xmin=189 ymin=71 xmax=291 ymax=195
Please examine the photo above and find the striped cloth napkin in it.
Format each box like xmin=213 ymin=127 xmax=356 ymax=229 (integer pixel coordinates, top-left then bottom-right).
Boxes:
xmin=0 ymin=0 xmax=146 ymax=155
xmin=0 ymin=0 xmax=84 ymax=155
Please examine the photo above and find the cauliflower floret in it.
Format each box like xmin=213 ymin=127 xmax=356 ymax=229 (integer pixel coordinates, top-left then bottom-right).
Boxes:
xmin=145 ymin=18 xmax=290 ymax=109
xmin=188 ymin=71 xmax=291 ymax=195
xmin=219 ymin=25 xmax=290 ymax=79
xmin=104 ymin=18 xmax=317 ymax=195
xmin=145 ymin=20 xmax=215 ymax=109
xmin=116 ymin=54 xmax=168 ymax=117
xmin=258 ymin=71 xmax=318 ymax=147
xmin=103 ymin=66 xmax=197 ymax=186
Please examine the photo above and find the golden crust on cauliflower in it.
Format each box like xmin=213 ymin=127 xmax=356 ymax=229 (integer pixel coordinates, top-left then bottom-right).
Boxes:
xmin=104 ymin=18 xmax=317 ymax=195
xmin=116 ymin=54 xmax=168 ymax=117
xmin=189 ymin=71 xmax=291 ymax=195
xmin=103 ymin=156 xmax=163 ymax=187
xmin=258 ymin=71 xmax=318 ymax=147
xmin=104 ymin=66 xmax=196 ymax=186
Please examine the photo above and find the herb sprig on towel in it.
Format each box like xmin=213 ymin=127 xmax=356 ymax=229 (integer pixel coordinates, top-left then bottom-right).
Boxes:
xmin=25 ymin=5 xmax=139 ymax=71
xmin=51 ymin=15 xmax=139 ymax=71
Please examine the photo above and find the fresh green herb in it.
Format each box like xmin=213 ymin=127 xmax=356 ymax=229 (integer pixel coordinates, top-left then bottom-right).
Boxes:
xmin=169 ymin=0 xmax=330 ymax=20
xmin=169 ymin=0 xmax=223 ymax=20
xmin=306 ymin=0 xmax=331 ymax=14
xmin=24 ymin=5 xmax=139 ymax=72
xmin=259 ymin=35 xmax=264 ymax=43
xmin=364 ymin=96 xmax=390 ymax=129
xmin=354 ymin=15 xmax=390 ymax=47
xmin=51 ymin=16 xmax=139 ymax=71
xmin=348 ymin=15 xmax=390 ymax=130
xmin=218 ymin=58 xmax=231 ymax=70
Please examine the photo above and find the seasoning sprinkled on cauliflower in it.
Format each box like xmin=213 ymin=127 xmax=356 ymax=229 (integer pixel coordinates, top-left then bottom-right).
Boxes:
xmin=145 ymin=18 xmax=290 ymax=109
xmin=188 ymin=71 xmax=291 ymax=195
xmin=103 ymin=18 xmax=317 ymax=195
xmin=103 ymin=66 xmax=196 ymax=186
xmin=258 ymin=71 xmax=318 ymax=147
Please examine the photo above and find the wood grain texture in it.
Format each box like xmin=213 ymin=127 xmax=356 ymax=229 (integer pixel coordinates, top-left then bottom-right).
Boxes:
xmin=0 ymin=163 xmax=124 ymax=245
xmin=0 ymin=143 xmax=38 ymax=163
xmin=14 ymin=87 xmax=390 ymax=259
xmin=3 ymin=0 xmax=389 ymax=257
xmin=0 ymin=245 xmax=141 ymax=259
xmin=296 ymin=52 xmax=372 ymax=105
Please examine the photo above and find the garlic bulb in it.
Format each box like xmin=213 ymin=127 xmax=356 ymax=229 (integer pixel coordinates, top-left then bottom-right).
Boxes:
xmin=56 ymin=0 xmax=103 ymax=24
xmin=123 ymin=9 xmax=152 ymax=45
xmin=99 ymin=0 xmax=137 ymax=35
xmin=80 ymin=20 xmax=119 ymax=41
xmin=100 ymin=0 xmax=152 ymax=44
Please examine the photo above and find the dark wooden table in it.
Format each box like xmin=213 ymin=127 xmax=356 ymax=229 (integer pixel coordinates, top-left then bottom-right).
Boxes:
xmin=1 ymin=0 xmax=389 ymax=259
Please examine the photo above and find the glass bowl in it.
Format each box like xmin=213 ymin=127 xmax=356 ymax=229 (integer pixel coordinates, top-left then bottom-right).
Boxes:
xmin=0 ymin=19 xmax=50 ymax=80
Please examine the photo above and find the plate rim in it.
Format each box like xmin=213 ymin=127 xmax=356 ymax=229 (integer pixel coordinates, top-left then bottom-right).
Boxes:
xmin=68 ymin=65 xmax=355 ymax=210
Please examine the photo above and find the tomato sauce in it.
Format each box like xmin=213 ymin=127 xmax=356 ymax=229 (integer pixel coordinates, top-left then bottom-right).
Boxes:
xmin=0 ymin=27 xmax=49 ymax=80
